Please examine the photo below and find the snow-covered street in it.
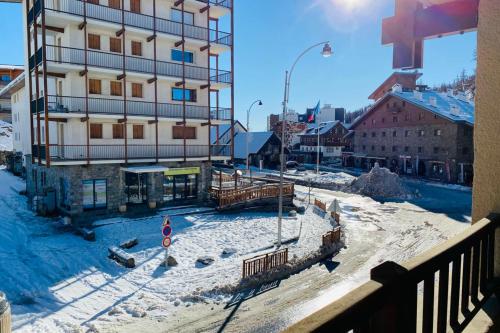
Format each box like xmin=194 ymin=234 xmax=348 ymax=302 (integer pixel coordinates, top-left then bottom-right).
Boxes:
xmin=0 ymin=167 xmax=471 ymax=333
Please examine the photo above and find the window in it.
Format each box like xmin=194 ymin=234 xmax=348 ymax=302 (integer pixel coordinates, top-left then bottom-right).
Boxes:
xmin=464 ymin=127 xmax=472 ymax=137
xmin=434 ymin=129 xmax=442 ymax=136
xmin=90 ymin=123 xmax=103 ymax=139
xmin=41 ymin=171 xmax=46 ymax=187
xmin=131 ymin=41 xmax=142 ymax=56
xmin=371 ymin=132 xmax=376 ymax=138
xmin=381 ymin=146 xmax=386 ymax=152
xmin=88 ymin=34 xmax=101 ymax=50
xmin=405 ymin=113 xmax=410 ymax=121
xmin=110 ymin=81 xmax=122 ymax=96
xmin=433 ymin=147 xmax=440 ymax=154
xmin=171 ymin=8 xmax=194 ymax=25
xmin=172 ymin=87 xmax=197 ymax=102
xmin=393 ymin=116 xmax=398 ymax=123
xmin=130 ymin=0 xmax=140 ymax=13
xmin=109 ymin=0 xmax=120 ymax=9
xmin=362 ymin=132 xmax=367 ymax=138
xmin=381 ymin=117 xmax=385 ymax=123
xmin=405 ymin=130 xmax=410 ymax=137
xmin=132 ymin=83 xmax=143 ymax=98
xmin=112 ymin=124 xmax=124 ymax=139
xmin=402 ymin=101 xmax=406 ymax=107
xmin=404 ymin=146 xmax=409 ymax=152
xmin=418 ymin=130 xmax=425 ymax=137
xmin=462 ymin=147 xmax=470 ymax=155
xmin=419 ymin=112 xmax=425 ymax=120
xmin=173 ymin=126 xmax=196 ymax=139
xmin=83 ymin=179 xmax=107 ymax=210
xmin=89 ymin=79 xmax=102 ymax=94
xmin=110 ymin=37 xmax=122 ymax=53
xmin=371 ymin=145 xmax=375 ymax=151
xmin=382 ymin=131 xmax=386 ymax=137
xmin=372 ymin=119 xmax=376 ymax=125
xmin=171 ymin=49 xmax=194 ymax=63
xmin=392 ymin=130 xmax=397 ymax=137
xmin=133 ymin=124 xmax=144 ymax=139
xmin=392 ymin=146 xmax=398 ymax=152
xmin=418 ymin=147 xmax=423 ymax=153
xmin=362 ymin=145 xmax=366 ymax=150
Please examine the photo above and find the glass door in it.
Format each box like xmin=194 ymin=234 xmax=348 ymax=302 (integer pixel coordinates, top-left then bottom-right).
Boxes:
xmin=125 ymin=172 xmax=148 ymax=204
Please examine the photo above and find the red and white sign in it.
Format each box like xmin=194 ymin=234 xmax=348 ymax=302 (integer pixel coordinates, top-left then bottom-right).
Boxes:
xmin=162 ymin=225 xmax=172 ymax=237
xmin=162 ymin=237 xmax=172 ymax=248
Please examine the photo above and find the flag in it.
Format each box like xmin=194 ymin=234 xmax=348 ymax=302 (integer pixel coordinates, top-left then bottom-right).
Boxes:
xmin=307 ymin=101 xmax=320 ymax=123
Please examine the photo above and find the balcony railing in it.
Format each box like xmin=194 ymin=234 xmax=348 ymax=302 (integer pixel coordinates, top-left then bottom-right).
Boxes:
xmin=44 ymin=45 xmax=232 ymax=84
xmin=44 ymin=95 xmax=231 ymax=121
xmin=33 ymin=144 xmax=231 ymax=161
xmin=40 ymin=0 xmax=232 ymax=46
xmin=287 ymin=214 xmax=500 ymax=333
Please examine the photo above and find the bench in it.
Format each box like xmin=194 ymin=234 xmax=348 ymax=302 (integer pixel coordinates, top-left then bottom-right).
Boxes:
xmin=108 ymin=246 xmax=135 ymax=268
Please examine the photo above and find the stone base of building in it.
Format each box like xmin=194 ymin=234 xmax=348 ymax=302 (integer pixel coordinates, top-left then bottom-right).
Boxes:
xmin=25 ymin=156 xmax=213 ymax=225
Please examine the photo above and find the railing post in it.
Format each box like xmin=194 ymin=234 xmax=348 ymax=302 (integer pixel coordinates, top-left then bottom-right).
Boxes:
xmin=0 ymin=292 xmax=11 ymax=333
xmin=369 ymin=261 xmax=416 ymax=333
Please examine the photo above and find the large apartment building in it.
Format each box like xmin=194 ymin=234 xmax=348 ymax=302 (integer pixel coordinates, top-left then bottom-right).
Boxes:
xmin=23 ymin=0 xmax=234 ymax=218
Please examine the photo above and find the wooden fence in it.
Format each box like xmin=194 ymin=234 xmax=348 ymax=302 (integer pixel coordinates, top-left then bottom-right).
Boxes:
xmin=242 ymin=248 xmax=289 ymax=278
xmin=322 ymin=227 xmax=341 ymax=247
xmin=211 ymin=183 xmax=294 ymax=209
xmin=315 ymin=199 xmax=327 ymax=212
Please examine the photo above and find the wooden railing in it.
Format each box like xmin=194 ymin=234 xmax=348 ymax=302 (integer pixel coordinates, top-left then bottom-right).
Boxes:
xmin=243 ymin=248 xmax=289 ymax=278
xmin=287 ymin=214 xmax=500 ymax=333
xmin=314 ymin=198 xmax=327 ymax=212
xmin=211 ymin=182 xmax=294 ymax=209
xmin=322 ymin=227 xmax=341 ymax=247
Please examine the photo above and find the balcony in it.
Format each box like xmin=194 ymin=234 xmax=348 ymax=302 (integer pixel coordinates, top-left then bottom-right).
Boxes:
xmin=32 ymin=144 xmax=231 ymax=162
xmin=41 ymin=45 xmax=232 ymax=85
xmin=38 ymin=0 xmax=232 ymax=46
xmin=288 ymin=214 xmax=500 ymax=333
xmin=40 ymin=95 xmax=231 ymax=121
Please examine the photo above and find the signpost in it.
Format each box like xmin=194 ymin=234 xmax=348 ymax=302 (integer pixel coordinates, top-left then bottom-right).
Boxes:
xmin=328 ymin=199 xmax=342 ymax=223
xmin=162 ymin=216 xmax=172 ymax=267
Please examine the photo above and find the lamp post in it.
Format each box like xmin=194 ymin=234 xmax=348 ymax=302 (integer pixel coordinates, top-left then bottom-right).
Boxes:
xmin=277 ymin=42 xmax=332 ymax=247
xmin=246 ymin=100 xmax=263 ymax=173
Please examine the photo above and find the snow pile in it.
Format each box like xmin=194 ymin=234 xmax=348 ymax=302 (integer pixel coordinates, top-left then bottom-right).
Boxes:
xmin=0 ymin=120 xmax=13 ymax=151
xmin=347 ymin=163 xmax=413 ymax=199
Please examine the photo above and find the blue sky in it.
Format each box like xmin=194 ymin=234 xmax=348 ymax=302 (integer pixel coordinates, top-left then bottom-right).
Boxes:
xmin=0 ymin=0 xmax=477 ymax=131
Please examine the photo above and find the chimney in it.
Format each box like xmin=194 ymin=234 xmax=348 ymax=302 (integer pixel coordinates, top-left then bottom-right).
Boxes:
xmin=414 ymin=90 xmax=423 ymax=101
xmin=392 ymin=83 xmax=402 ymax=93
xmin=450 ymin=105 xmax=461 ymax=116
xmin=429 ymin=96 xmax=437 ymax=107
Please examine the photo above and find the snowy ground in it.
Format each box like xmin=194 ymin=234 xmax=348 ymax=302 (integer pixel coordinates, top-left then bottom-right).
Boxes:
xmin=0 ymin=166 xmax=472 ymax=333
xmin=0 ymin=120 xmax=13 ymax=151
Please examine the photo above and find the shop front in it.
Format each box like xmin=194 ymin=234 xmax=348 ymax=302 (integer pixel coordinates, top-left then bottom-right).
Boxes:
xmin=163 ymin=167 xmax=200 ymax=203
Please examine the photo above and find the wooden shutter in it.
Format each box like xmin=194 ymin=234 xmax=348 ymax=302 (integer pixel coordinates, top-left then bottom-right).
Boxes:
xmin=90 ymin=123 xmax=103 ymax=139
xmin=131 ymin=41 xmax=142 ymax=56
xmin=110 ymin=81 xmax=122 ymax=96
xmin=108 ymin=0 xmax=120 ymax=9
xmin=132 ymin=83 xmax=143 ymax=98
xmin=89 ymin=79 xmax=102 ymax=94
xmin=173 ymin=126 xmax=196 ymax=139
xmin=110 ymin=37 xmax=122 ymax=53
xmin=88 ymin=34 xmax=101 ymax=50
xmin=112 ymin=124 xmax=124 ymax=139
xmin=130 ymin=0 xmax=140 ymax=13
xmin=133 ymin=125 xmax=144 ymax=139
xmin=87 ymin=0 xmax=99 ymax=4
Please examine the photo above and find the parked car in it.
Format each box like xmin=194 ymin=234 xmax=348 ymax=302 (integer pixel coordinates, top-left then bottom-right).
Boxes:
xmin=286 ymin=161 xmax=300 ymax=169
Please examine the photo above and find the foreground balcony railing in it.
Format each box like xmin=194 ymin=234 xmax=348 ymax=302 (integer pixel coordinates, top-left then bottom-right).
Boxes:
xmin=42 ymin=95 xmax=231 ymax=121
xmin=40 ymin=45 xmax=231 ymax=84
xmin=32 ymin=144 xmax=231 ymax=161
xmin=33 ymin=0 xmax=232 ymax=46
xmin=288 ymin=214 xmax=500 ymax=333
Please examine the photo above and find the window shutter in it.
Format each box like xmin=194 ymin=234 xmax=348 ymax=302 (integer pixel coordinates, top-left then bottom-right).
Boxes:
xmin=110 ymin=81 xmax=122 ymax=96
xmin=112 ymin=124 xmax=124 ymax=139
xmin=130 ymin=0 xmax=140 ymax=13
xmin=89 ymin=79 xmax=102 ymax=94
xmin=88 ymin=34 xmax=101 ymax=50
xmin=131 ymin=41 xmax=142 ymax=56
xmin=109 ymin=0 xmax=120 ymax=9
xmin=133 ymin=125 xmax=144 ymax=139
xmin=132 ymin=83 xmax=143 ymax=98
xmin=110 ymin=37 xmax=122 ymax=53
xmin=90 ymin=123 xmax=103 ymax=139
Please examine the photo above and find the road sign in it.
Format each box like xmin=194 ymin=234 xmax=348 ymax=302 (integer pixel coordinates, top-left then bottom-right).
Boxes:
xmin=162 ymin=237 xmax=172 ymax=248
xmin=162 ymin=225 xmax=172 ymax=237
xmin=328 ymin=199 xmax=342 ymax=213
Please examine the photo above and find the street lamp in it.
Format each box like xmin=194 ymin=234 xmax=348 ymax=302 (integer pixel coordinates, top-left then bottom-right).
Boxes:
xmin=277 ymin=41 xmax=332 ymax=247
xmin=246 ymin=100 xmax=263 ymax=173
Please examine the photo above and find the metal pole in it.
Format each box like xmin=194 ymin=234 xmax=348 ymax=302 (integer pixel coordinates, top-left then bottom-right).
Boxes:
xmin=317 ymin=117 xmax=321 ymax=174
xmin=277 ymin=71 xmax=288 ymax=247
xmin=246 ymin=107 xmax=250 ymax=172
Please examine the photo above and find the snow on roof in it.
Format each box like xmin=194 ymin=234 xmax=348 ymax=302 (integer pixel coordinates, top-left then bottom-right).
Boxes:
xmin=233 ymin=131 xmax=274 ymax=159
xmin=0 ymin=72 xmax=25 ymax=98
xmin=0 ymin=65 xmax=23 ymax=71
xmin=0 ymin=120 xmax=13 ymax=152
xmin=391 ymin=90 xmax=474 ymax=125
xmin=302 ymin=121 xmax=340 ymax=136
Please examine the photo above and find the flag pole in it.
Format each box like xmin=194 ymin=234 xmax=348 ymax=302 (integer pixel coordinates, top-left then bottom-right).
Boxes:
xmin=316 ymin=103 xmax=320 ymax=175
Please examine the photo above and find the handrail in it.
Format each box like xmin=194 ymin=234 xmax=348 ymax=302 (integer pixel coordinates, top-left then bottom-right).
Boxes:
xmin=41 ymin=0 xmax=232 ymax=46
xmin=286 ymin=214 xmax=500 ymax=333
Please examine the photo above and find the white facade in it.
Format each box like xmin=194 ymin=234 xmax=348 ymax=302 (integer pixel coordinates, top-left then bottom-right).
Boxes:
xmin=299 ymin=145 xmax=342 ymax=158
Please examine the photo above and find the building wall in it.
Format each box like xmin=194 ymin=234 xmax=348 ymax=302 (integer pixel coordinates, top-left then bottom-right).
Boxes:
xmin=352 ymin=95 xmax=473 ymax=183
xmin=11 ymin=86 xmax=32 ymax=159
xmin=472 ymin=0 xmax=500 ymax=221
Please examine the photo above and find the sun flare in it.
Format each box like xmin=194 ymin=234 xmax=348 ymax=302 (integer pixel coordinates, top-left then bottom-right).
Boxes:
xmin=332 ymin=0 xmax=368 ymax=12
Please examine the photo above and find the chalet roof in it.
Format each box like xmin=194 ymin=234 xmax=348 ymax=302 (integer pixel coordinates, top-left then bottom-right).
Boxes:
xmin=0 ymin=72 xmax=25 ymax=98
xmin=368 ymin=71 xmax=422 ymax=100
xmin=351 ymin=89 xmax=474 ymax=129
xmin=301 ymin=121 xmax=341 ymax=136
xmin=233 ymin=131 xmax=275 ymax=159
xmin=0 ymin=65 xmax=23 ymax=71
